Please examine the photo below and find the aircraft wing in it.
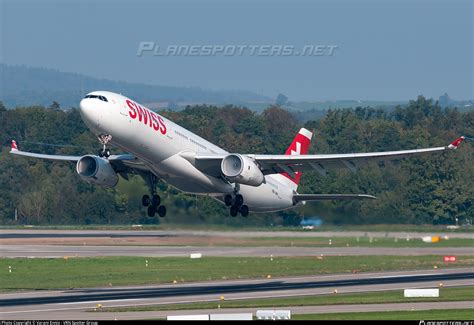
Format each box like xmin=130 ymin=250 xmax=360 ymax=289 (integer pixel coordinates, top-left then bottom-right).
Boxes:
xmin=10 ymin=139 xmax=81 ymax=161
xmin=190 ymin=136 xmax=465 ymax=177
xmin=293 ymin=194 xmax=376 ymax=202
xmin=10 ymin=140 xmax=150 ymax=175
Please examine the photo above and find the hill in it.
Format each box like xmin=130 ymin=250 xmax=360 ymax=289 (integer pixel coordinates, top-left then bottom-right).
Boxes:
xmin=0 ymin=64 xmax=271 ymax=108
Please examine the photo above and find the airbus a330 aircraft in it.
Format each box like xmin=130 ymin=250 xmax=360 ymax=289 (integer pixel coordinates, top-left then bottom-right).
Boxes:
xmin=10 ymin=91 xmax=465 ymax=217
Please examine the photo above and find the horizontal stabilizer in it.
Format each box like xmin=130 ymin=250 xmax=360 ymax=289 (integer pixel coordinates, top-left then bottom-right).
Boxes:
xmin=293 ymin=193 xmax=376 ymax=203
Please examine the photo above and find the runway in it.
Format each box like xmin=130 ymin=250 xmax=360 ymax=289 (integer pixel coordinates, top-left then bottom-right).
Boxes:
xmin=2 ymin=229 xmax=473 ymax=239
xmin=2 ymin=244 xmax=473 ymax=258
xmin=1 ymin=268 xmax=472 ymax=320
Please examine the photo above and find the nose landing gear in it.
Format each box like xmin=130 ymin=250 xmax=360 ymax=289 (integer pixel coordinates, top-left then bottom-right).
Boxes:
xmin=225 ymin=194 xmax=249 ymax=217
xmin=97 ymin=134 xmax=113 ymax=158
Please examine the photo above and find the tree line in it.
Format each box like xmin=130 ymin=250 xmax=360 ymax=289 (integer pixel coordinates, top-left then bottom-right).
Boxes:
xmin=0 ymin=96 xmax=472 ymax=226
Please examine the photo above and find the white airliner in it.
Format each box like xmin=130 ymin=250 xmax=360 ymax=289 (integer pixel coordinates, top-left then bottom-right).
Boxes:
xmin=10 ymin=91 xmax=466 ymax=217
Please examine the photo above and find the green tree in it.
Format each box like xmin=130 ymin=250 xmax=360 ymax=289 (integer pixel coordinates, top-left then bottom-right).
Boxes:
xmin=276 ymin=93 xmax=288 ymax=106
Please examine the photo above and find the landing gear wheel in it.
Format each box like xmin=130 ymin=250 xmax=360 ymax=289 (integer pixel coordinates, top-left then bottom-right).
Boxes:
xmin=147 ymin=205 xmax=156 ymax=217
xmin=230 ymin=206 xmax=239 ymax=217
xmin=142 ymin=195 xmax=150 ymax=207
xmin=151 ymin=194 xmax=161 ymax=207
xmin=234 ymin=194 xmax=244 ymax=207
xmin=224 ymin=194 xmax=233 ymax=206
xmin=97 ymin=134 xmax=112 ymax=159
xmin=240 ymin=205 xmax=249 ymax=217
xmin=157 ymin=205 xmax=166 ymax=218
xmin=98 ymin=148 xmax=110 ymax=158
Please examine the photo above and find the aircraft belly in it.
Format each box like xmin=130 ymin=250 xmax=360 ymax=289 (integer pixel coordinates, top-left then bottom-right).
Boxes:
xmin=161 ymin=177 xmax=217 ymax=193
xmin=153 ymin=154 xmax=233 ymax=194
xmin=238 ymin=182 xmax=293 ymax=212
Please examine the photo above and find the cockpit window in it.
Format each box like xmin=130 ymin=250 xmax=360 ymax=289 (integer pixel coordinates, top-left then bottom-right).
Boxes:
xmin=84 ymin=94 xmax=108 ymax=102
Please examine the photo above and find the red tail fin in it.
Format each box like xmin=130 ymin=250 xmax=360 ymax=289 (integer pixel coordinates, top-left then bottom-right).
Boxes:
xmin=280 ymin=128 xmax=313 ymax=186
xmin=448 ymin=136 xmax=465 ymax=149
xmin=11 ymin=140 xmax=18 ymax=151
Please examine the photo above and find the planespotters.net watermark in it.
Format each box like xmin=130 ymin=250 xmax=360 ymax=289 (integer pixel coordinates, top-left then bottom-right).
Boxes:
xmin=136 ymin=42 xmax=339 ymax=57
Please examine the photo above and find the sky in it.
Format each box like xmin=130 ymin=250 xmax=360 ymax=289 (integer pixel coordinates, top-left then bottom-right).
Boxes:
xmin=1 ymin=0 xmax=472 ymax=101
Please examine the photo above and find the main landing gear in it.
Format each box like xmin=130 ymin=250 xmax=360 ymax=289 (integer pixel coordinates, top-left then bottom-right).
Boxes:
xmin=97 ymin=134 xmax=112 ymax=158
xmin=224 ymin=194 xmax=249 ymax=217
xmin=143 ymin=173 xmax=166 ymax=218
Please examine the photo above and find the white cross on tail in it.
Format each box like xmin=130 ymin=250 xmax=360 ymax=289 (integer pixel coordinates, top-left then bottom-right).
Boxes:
xmin=290 ymin=142 xmax=301 ymax=155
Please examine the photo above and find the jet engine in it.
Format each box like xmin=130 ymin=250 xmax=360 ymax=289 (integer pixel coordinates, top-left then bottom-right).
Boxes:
xmin=221 ymin=154 xmax=264 ymax=187
xmin=76 ymin=155 xmax=118 ymax=187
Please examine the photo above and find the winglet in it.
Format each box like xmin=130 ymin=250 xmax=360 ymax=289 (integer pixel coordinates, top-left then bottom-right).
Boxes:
xmin=11 ymin=140 xmax=18 ymax=152
xmin=448 ymin=136 xmax=465 ymax=150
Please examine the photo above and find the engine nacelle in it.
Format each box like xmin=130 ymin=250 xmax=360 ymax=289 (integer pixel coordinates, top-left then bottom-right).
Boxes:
xmin=76 ymin=155 xmax=118 ymax=187
xmin=221 ymin=154 xmax=264 ymax=187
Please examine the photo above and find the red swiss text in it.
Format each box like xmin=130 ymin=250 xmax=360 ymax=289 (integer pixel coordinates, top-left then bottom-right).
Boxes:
xmin=126 ymin=99 xmax=167 ymax=135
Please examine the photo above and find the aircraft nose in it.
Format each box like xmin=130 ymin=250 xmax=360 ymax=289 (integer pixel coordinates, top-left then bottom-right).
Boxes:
xmin=79 ymin=98 xmax=95 ymax=122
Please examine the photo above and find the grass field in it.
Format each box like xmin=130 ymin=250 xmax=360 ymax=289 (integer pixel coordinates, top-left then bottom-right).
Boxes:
xmin=292 ymin=309 xmax=474 ymax=320
xmin=1 ymin=256 xmax=472 ymax=290
xmin=99 ymin=286 xmax=474 ymax=312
